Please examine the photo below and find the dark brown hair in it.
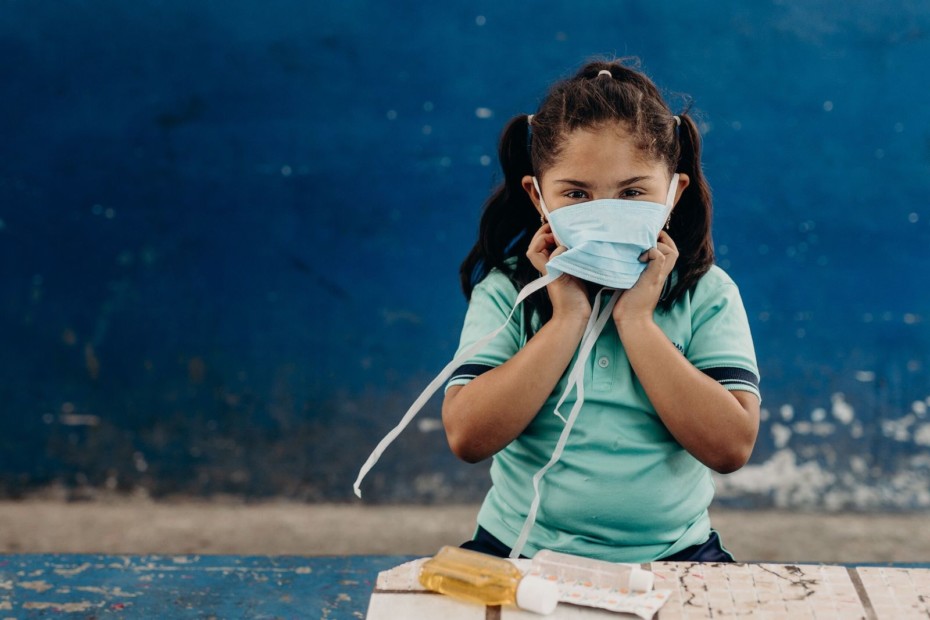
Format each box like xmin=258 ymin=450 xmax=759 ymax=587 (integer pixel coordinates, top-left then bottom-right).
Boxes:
xmin=460 ymin=58 xmax=715 ymax=335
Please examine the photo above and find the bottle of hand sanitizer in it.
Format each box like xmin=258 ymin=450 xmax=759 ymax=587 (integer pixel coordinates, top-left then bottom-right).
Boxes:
xmin=419 ymin=546 xmax=559 ymax=615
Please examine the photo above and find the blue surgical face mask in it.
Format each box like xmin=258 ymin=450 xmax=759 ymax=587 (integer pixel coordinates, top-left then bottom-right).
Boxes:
xmin=533 ymin=173 xmax=680 ymax=290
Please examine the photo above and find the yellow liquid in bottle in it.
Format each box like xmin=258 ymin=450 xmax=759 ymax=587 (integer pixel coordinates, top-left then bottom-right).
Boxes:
xmin=418 ymin=546 xmax=522 ymax=606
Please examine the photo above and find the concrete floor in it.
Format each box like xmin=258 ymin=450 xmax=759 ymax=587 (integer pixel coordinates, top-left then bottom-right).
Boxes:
xmin=2 ymin=499 xmax=930 ymax=563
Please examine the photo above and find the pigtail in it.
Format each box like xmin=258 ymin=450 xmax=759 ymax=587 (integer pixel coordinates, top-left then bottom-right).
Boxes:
xmin=459 ymin=114 xmax=538 ymax=299
xmin=662 ymin=113 xmax=715 ymax=309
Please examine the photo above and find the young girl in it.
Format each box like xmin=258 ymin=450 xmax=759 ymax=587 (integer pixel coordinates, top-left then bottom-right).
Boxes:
xmin=356 ymin=59 xmax=760 ymax=563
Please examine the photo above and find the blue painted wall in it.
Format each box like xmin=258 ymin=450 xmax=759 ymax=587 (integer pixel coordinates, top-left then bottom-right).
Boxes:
xmin=2 ymin=1 xmax=929 ymax=508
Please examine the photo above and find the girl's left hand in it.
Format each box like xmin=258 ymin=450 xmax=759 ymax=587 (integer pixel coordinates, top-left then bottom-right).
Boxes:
xmin=613 ymin=230 xmax=679 ymax=328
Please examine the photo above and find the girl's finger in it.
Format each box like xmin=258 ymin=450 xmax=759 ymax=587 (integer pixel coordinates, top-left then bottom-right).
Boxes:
xmin=657 ymin=230 xmax=677 ymax=251
xmin=550 ymin=245 xmax=569 ymax=259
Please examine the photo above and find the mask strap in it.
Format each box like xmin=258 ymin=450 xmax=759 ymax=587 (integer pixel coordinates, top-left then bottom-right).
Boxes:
xmin=509 ymin=288 xmax=621 ymax=558
xmin=353 ymin=271 xmax=559 ymax=498
xmin=664 ymin=173 xmax=680 ymax=220
xmin=532 ymin=177 xmax=566 ymax=247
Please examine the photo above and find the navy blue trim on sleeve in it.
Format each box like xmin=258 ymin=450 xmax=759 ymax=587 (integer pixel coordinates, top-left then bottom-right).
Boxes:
xmin=448 ymin=363 xmax=496 ymax=384
xmin=700 ymin=366 xmax=760 ymax=391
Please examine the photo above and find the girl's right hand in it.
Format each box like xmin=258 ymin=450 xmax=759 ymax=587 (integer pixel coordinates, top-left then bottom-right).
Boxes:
xmin=527 ymin=223 xmax=591 ymax=319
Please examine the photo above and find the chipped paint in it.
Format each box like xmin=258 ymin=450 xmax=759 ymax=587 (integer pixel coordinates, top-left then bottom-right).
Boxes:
xmin=23 ymin=601 xmax=94 ymax=611
xmin=0 ymin=555 xmax=411 ymax=617
xmin=53 ymin=563 xmax=90 ymax=577
xmin=18 ymin=581 xmax=53 ymax=593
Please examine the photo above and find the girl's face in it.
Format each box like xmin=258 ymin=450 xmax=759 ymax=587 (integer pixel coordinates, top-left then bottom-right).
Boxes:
xmin=521 ymin=122 xmax=689 ymax=217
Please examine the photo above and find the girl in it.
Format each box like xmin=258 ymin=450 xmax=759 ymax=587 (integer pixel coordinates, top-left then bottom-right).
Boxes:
xmin=354 ymin=58 xmax=760 ymax=563
xmin=443 ymin=59 xmax=760 ymax=562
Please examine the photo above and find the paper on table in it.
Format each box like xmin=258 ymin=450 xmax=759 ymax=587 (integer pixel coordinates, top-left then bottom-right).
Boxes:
xmin=520 ymin=559 xmax=671 ymax=619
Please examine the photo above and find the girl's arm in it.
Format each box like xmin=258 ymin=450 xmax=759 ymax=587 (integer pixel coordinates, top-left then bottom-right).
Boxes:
xmin=614 ymin=231 xmax=759 ymax=473
xmin=443 ymin=313 xmax=587 ymax=463
xmin=443 ymin=224 xmax=589 ymax=463
xmin=616 ymin=318 xmax=759 ymax=473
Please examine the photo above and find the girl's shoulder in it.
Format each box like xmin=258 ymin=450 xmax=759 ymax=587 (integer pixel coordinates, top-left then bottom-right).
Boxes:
xmin=686 ymin=264 xmax=745 ymax=309
xmin=695 ymin=264 xmax=739 ymax=290
xmin=473 ymin=257 xmax=521 ymax=294
xmin=470 ymin=258 xmax=521 ymax=305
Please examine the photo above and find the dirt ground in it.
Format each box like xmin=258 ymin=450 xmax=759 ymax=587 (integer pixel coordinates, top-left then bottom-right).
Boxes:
xmin=2 ymin=499 xmax=930 ymax=564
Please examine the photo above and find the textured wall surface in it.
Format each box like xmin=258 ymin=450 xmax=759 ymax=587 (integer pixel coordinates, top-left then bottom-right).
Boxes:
xmin=2 ymin=1 xmax=929 ymax=508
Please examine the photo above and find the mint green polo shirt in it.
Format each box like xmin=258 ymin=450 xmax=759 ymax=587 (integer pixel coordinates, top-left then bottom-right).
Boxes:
xmin=446 ymin=265 xmax=760 ymax=562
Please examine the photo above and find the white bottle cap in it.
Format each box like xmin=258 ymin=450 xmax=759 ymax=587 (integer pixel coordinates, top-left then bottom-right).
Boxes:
xmin=515 ymin=575 xmax=560 ymax=615
xmin=628 ymin=568 xmax=654 ymax=593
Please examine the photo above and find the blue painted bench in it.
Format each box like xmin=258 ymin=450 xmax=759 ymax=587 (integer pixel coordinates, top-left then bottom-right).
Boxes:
xmin=0 ymin=554 xmax=415 ymax=618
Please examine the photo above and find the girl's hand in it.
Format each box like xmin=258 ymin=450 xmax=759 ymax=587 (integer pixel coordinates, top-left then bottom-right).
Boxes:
xmin=613 ymin=230 xmax=679 ymax=330
xmin=527 ymin=223 xmax=591 ymax=320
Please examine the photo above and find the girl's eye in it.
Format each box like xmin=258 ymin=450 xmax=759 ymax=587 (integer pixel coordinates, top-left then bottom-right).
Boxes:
xmin=564 ymin=190 xmax=588 ymax=200
xmin=621 ymin=188 xmax=644 ymax=198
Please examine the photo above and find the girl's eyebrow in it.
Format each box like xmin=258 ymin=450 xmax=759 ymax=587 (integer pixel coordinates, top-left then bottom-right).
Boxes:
xmin=553 ymin=176 xmax=654 ymax=188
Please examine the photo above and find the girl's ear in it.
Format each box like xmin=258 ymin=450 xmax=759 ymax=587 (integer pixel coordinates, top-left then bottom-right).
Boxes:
xmin=521 ymin=175 xmax=545 ymax=220
xmin=673 ymin=173 xmax=690 ymax=206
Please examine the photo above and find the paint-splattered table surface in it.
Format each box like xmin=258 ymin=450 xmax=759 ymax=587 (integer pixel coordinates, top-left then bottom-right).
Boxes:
xmin=0 ymin=554 xmax=414 ymax=618
xmin=5 ymin=555 xmax=930 ymax=619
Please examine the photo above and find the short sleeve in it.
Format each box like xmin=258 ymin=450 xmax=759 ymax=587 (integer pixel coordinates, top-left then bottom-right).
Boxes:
xmin=687 ymin=268 xmax=761 ymax=401
xmin=444 ymin=270 xmax=523 ymax=391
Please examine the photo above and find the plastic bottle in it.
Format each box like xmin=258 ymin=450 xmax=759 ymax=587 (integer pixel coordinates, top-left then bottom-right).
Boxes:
xmin=418 ymin=546 xmax=559 ymax=615
xmin=531 ymin=549 xmax=655 ymax=593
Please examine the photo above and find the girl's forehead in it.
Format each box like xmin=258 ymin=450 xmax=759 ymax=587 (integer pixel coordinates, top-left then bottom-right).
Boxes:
xmin=548 ymin=126 xmax=664 ymax=177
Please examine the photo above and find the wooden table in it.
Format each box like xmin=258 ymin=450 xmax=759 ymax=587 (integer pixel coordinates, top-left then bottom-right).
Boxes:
xmin=0 ymin=554 xmax=413 ymax=618
xmin=3 ymin=554 xmax=929 ymax=618
xmin=370 ymin=557 xmax=930 ymax=619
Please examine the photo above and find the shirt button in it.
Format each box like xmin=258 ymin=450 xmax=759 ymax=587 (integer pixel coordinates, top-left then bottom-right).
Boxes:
xmin=597 ymin=356 xmax=610 ymax=368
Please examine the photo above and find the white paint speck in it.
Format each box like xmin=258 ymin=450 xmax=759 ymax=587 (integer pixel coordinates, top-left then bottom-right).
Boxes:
xmin=831 ymin=393 xmax=855 ymax=424
xmin=780 ymin=404 xmax=794 ymax=421
xmin=760 ymin=408 xmax=770 ymax=422
xmin=904 ymin=313 xmax=919 ymax=324
xmin=105 ymin=208 xmax=115 ymax=219
xmin=854 ymin=370 xmax=875 ymax=382
xmin=915 ymin=424 xmax=930 ymax=447
xmin=913 ymin=401 xmax=927 ymax=416
xmin=475 ymin=15 xmax=486 ymax=26
xmin=823 ymin=100 xmax=834 ymax=112
xmin=771 ymin=423 xmax=792 ymax=448
xmin=133 ymin=451 xmax=148 ymax=473
xmin=475 ymin=107 xmax=493 ymax=119
xmin=811 ymin=408 xmax=826 ymax=422
xmin=281 ymin=165 xmax=292 ymax=177
xmin=479 ymin=155 xmax=492 ymax=166
xmin=909 ymin=212 xmax=919 ymax=223
xmin=417 ymin=418 xmax=443 ymax=433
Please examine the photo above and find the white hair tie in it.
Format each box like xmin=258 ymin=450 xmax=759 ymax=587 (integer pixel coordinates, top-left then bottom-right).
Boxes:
xmin=673 ymin=115 xmax=681 ymax=127
xmin=597 ymin=69 xmax=612 ymax=78
xmin=527 ymin=114 xmax=534 ymax=125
